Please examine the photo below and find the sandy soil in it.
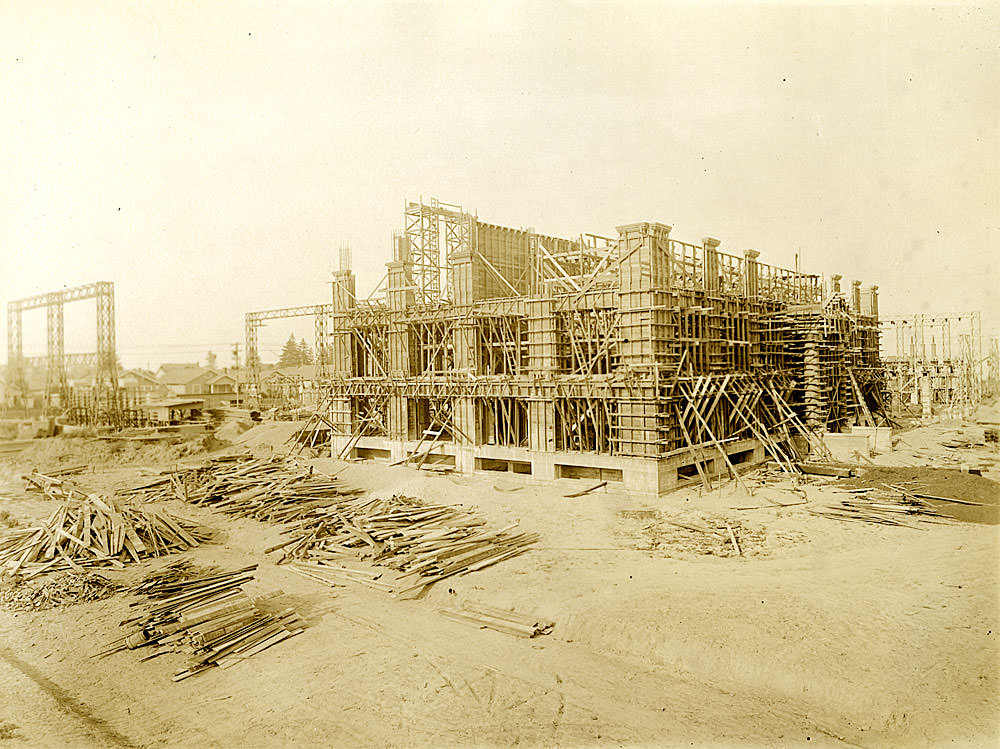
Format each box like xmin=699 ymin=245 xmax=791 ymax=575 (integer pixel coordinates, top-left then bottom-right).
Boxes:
xmin=0 ymin=421 xmax=997 ymax=747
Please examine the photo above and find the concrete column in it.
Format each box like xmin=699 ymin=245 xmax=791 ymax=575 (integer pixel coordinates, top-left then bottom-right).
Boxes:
xmin=802 ymin=322 xmax=825 ymax=430
xmin=616 ymin=222 xmax=672 ymax=371
xmin=452 ymin=250 xmax=475 ymax=307
xmin=861 ymin=285 xmax=879 ymax=318
xmin=616 ymin=222 xmax=672 ymax=293
xmin=451 ymin=250 xmax=480 ymax=377
xmin=743 ymin=249 xmax=760 ymax=298
xmin=329 ymin=270 xmax=356 ymax=379
xmin=386 ymin=252 xmax=415 ymax=442
xmin=331 ymin=270 xmax=356 ymax=313
xmin=830 ymin=274 xmax=842 ymax=294
xmin=453 ymin=396 xmax=478 ymax=446
xmin=702 ymin=237 xmax=721 ymax=294
xmin=527 ymin=299 xmax=559 ymax=374
xmin=528 ymin=399 xmax=556 ymax=452
xmin=851 ymin=281 xmax=862 ymax=314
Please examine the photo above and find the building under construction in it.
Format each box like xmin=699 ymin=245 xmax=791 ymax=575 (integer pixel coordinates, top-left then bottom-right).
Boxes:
xmin=321 ymin=199 xmax=884 ymax=495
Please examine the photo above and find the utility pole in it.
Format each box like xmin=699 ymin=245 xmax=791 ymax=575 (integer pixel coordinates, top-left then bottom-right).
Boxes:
xmin=232 ymin=343 xmax=241 ymax=407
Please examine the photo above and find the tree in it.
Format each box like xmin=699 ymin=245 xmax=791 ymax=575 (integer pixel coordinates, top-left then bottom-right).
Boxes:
xmin=298 ymin=337 xmax=314 ymax=365
xmin=277 ymin=334 xmax=301 ymax=367
xmin=206 ymin=350 xmax=217 ymax=370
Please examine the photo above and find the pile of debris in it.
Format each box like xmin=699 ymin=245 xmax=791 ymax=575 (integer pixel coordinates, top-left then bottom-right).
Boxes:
xmin=97 ymin=564 xmax=305 ymax=681
xmin=124 ymin=455 xmax=538 ymax=596
xmin=275 ymin=493 xmax=539 ymax=596
xmin=121 ymin=455 xmax=360 ymax=521
xmin=813 ymin=484 xmax=953 ymax=527
xmin=0 ymin=471 xmax=212 ymax=577
xmin=0 ymin=571 xmax=120 ymax=611
xmin=625 ymin=511 xmax=765 ymax=558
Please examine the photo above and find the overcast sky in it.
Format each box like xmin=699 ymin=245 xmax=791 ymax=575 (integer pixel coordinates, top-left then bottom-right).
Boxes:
xmin=2 ymin=1 xmax=997 ymax=368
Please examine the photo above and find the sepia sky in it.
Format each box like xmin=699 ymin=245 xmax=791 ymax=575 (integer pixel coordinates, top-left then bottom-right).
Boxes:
xmin=1 ymin=1 xmax=997 ymax=368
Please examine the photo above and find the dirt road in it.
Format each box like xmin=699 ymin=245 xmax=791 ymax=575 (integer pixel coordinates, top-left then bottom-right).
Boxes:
xmin=1 ymin=428 xmax=997 ymax=747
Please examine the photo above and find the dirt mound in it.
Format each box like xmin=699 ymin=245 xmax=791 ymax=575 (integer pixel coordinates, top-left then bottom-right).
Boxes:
xmin=844 ymin=466 xmax=1000 ymax=524
xmin=234 ymin=420 xmax=305 ymax=451
xmin=3 ymin=434 xmax=221 ymax=472
xmin=214 ymin=417 xmax=254 ymax=443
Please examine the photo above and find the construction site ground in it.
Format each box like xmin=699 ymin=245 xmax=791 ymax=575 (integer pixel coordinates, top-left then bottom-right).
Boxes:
xmin=1 ymin=414 xmax=998 ymax=747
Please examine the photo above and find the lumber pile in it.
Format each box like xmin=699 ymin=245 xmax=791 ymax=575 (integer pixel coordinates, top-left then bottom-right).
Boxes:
xmin=134 ymin=454 xmax=362 ymax=523
xmin=0 ymin=571 xmax=119 ymax=611
xmin=97 ymin=564 xmax=305 ymax=681
xmin=273 ymin=493 xmax=539 ymax=596
xmin=129 ymin=454 xmax=538 ymax=595
xmin=438 ymin=600 xmax=555 ymax=638
xmin=1 ymin=472 xmax=212 ymax=578
xmin=812 ymin=484 xmax=953 ymax=527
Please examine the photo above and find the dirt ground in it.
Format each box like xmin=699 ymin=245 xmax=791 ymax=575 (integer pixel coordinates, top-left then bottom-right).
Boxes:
xmin=0 ymin=416 xmax=997 ymax=747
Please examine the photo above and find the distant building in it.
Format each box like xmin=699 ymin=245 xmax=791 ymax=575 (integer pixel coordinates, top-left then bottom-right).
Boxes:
xmin=140 ymin=398 xmax=206 ymax=425
xmin=261 ymin=364 xmax=320 ymax=406
xmin=119 ymin=368 xmax=167 ymax=402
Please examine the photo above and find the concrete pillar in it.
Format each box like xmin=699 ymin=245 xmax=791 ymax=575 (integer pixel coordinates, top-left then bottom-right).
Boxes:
xmin=851 ymin=280 xmax=862 ymax=314
xmin=451 ymin=250 xmax=480 ymax=377
xmin=702 ymin=237 xmax=721 ymax=294
xmin=453 ymin=396 xmax=478 ymax=445
xmin=329 ymin=270 xmax=356 ymax=379
xmin=452 ymin=250 xmax=475 ymax=307
xmin=528 ymin=399 xmax=556 ymax=452
xmin=803 ymin=334 xmax=824 ymax=429
xmin=616 ymin=222 xmax=672 ymax=371
xmin=331 ymin=270 xmax=356 ymax=313
xmin=527 ymin=299 xmax=559 ymax=375
xmin=831 ymin=274 xmax=842 ymax=294
xmin=743 ymin=249 xmax=760 ymax=298
xmin=616 ymin=222 xmax=673 ymax=293
xmin=386 ymin=249 xmax=415 ymax=442
xmin=861 ymin=284 xmax=879 ymax=318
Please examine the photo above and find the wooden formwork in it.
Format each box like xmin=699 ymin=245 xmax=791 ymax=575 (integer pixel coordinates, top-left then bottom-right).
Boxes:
xmin=322 ymin=199 xmax=884 ymax=494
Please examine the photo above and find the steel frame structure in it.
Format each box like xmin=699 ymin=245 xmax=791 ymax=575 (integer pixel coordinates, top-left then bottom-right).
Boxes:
xmin=880 ymin=311 xmax=984 ymax=414
xmin=6 ymin=281 xmax=120 ymax=424
xmin=244 ymin=303 xmax=333 ymax=407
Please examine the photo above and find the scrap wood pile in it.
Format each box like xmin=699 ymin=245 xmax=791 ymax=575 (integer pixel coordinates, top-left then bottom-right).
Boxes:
xmin=1 ymin=472 xmax=213 ymax=578
xmin=813 ymin=483 xmax=953 ymax=527
xmin=626 ymin=511 xmax=764 ymax=557
xmin=275 ymin=493 xmax=539 ymax=596
xmin=438 ymin=600 xmax=554 ymax=638
xmin=122 ymin=454 xmax=538 ymax=596
xmin=126 ymin=455 xmax=362 ymax=525
xmin=0 ymin=571 xmax=119 ymax=611
xmin=96 ymin=563 xmax=305 ymax=681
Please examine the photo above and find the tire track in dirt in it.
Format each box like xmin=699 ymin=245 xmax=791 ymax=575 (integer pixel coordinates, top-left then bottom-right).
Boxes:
xmin=0 ymin=645 xmax=139 ymax=748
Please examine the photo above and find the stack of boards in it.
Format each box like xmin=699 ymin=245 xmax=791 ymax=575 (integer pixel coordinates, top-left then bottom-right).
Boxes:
xmin=97 ymin=563 xmax=304 ymax=681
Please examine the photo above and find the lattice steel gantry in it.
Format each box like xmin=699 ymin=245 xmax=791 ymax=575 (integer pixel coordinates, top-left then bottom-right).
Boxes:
xmin=6 ymin=281 xmax=120 ymax=423
xmin=244 ymin=303 xmax=334 ymax=408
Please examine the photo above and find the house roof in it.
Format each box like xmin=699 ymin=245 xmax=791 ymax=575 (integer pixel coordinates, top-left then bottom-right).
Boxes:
xmin=157 ymin=363 xmax=204 ymax=385
xmin=122 ymin=368 xmax=160 ymax=384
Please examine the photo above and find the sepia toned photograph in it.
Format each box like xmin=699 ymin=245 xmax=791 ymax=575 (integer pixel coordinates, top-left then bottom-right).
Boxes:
xmin=1 ymin=1 xmax=997 ymax=746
